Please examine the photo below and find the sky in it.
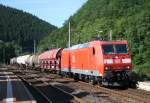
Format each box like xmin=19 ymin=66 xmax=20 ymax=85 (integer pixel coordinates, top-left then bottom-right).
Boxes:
xmin=0 ymin=0 xmax=87 ymax=27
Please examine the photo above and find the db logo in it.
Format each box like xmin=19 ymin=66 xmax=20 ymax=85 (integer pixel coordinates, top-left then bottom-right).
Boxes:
xmin=72 ymin=55 xmax=75 ymax=63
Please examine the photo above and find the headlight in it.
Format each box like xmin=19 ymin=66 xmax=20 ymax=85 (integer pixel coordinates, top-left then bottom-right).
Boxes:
xmin=122 ymin=58 xmax=131 ymax=63
xmin=104 ymin=59 xmax=113 ymax=64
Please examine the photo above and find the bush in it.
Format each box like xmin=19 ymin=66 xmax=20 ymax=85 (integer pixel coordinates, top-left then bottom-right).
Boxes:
xmin=134 ymin=64 xmax=150 ymax=81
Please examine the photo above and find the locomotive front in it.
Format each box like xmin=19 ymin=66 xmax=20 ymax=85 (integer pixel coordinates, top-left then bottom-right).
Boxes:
xmin=101 ymin=41 xmax=133 ymax=86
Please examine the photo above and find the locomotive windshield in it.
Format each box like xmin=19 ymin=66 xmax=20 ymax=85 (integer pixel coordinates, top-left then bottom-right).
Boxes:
xmin=102 ymin=44 xmax=128 ymax=54
xmin=115 ymin=44 xmax=128 ymax=54
xmin=102 ymin=45 xmax=114 ymax=54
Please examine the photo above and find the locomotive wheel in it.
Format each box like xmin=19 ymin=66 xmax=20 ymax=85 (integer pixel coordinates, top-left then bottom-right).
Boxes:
xmin=64 ymin=72 xmax=69 ymax=78
xmin=89 ymin=80 xmax=94 ymax=85
xmin=98 ymin=81 xmax=103 ymax=86
xmin=68 ymin=73 xmax=73 ymax=78
xmin=73 ymin=74 xmax=79 ymax=82
xmin=80 ymin=75 xmax=86 ymax=82
xmin=85 ymin=76 xmax=89 ymax=83
xmin=89 ymin=76 xmax=96 ymax=85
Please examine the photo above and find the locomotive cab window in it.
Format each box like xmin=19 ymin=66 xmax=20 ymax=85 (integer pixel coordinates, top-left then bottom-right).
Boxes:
xmin=102 ymin=45 xmax=114 ymax=54
xmin=115 ymin=44 xmax=128 ymax=54
xmin=92 ymin=47 xmax=95 ymax=55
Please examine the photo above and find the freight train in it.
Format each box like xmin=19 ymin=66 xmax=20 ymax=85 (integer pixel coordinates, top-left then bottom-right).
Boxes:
xmin=10 ymin=40 xmax=136 ymax=87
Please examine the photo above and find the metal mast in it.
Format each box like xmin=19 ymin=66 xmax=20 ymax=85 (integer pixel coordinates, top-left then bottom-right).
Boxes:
xmin=34 ymin=40 xmax=36 ymax=54
xmin=68 ymin=21 xmax=71 ymax=48
xmin=110 ymin=30 xmax=112 ymax=40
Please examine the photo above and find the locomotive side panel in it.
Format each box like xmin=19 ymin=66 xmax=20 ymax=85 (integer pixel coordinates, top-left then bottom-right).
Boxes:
xmin=70 ymin=48 xmax=98 ymax=76
xmin=90 ymin=41 xmax=105 ymax=76
xmin=61 ymin=50 xmax=70 ymax=72
xmin=61 ymin=47 xmax=101 ymax=76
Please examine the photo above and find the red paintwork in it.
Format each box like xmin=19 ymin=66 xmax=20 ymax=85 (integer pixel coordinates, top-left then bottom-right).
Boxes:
xmin=61 ymin=40 xmax=132 ymax=77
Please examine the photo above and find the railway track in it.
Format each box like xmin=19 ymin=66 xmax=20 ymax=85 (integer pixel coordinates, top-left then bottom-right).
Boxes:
xmin=7 ymin=66 xmax=150 ymax=103
xmin=4 ymin=67 xmax=85 ymax=103
xmin=21 ymin=77 xmax=84 ymax=103
xmin=113 ymin=88 xmax=150 ymax=102
xmin=94 ymin=85 xmax=150 ymax=103
xmin=126 ymin=88 xmax=150 ymax=99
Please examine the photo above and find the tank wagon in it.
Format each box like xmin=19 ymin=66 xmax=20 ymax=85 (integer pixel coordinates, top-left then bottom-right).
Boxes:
xmin=16 ymin=55 xmax=30 ymax=67
xmin=10 ymin=55 xmax=31 ymax=68
xmin=26 ymin=55 xmax=39 ymax=69
xmin=10 ymin=57 xmax=17 ymax=65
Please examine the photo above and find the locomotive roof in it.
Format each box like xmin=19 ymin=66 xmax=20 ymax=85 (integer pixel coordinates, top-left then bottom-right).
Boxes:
xmin=64 ymin=40 xmax=128 ymax=50
xmin=65 ymin=43 xmax=89 ymax=50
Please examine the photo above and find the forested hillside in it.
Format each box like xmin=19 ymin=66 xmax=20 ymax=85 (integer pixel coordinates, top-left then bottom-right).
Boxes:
xmin=0 ymin=4 xmax=57 ymax=63
xmin=39 ymin=0 xmax=150 ymax=77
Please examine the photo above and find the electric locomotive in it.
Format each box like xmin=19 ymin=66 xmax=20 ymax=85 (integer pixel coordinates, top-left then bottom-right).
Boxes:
xmin=61 ymin=40 xmax=134 ymax=86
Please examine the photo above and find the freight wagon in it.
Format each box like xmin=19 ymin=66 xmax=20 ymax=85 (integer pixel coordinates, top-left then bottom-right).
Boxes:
xmin=39 ymin=48 xmax=63 ymax=73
